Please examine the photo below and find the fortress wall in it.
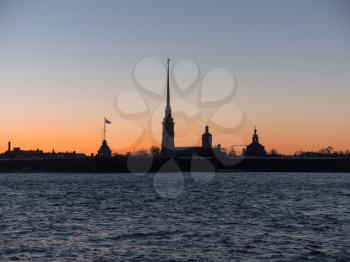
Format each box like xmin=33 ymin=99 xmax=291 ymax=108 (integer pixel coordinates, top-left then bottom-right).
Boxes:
xmin=0 ymin=157 xmax=349 ymax=173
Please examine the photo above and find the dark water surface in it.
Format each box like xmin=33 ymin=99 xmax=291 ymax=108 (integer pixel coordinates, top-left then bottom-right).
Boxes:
xmin=0 ymin=172 xmax=349 ymax=261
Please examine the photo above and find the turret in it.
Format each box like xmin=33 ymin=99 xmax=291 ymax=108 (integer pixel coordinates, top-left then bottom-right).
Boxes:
xmin=252 ymin=127 xmax=259 ymax=144
xmin=202 ymin=125 xmax=212 ymax=151
xmin=97 ymin=139 xmax=112 ymax=158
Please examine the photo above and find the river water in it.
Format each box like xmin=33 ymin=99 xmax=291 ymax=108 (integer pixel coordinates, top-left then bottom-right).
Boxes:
xmin=0 ymin=172 xmax=349 ymax=261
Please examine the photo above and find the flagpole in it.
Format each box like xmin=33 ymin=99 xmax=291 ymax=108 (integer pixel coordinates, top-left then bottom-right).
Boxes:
xmin=103 ymin=118 xmax=106 ymax=141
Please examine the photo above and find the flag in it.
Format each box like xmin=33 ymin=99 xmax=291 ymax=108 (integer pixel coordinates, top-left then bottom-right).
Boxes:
xmin=104 ymin=118 xmax=111 ymax=124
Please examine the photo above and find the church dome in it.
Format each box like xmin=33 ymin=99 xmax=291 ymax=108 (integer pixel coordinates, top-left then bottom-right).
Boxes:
xmin=245 ymin=128 xmax=267 ymax=157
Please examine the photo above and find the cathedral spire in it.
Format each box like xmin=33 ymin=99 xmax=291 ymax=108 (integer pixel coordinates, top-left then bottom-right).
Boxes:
xmin=165 ymin=58 xmax=171 ymax=115
xmin=161 ymin=58 xmax=175 ymax=154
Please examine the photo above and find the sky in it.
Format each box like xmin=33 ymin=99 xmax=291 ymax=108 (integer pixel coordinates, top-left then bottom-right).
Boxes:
xmin=0 ymin=0 xmax=349 ymax=155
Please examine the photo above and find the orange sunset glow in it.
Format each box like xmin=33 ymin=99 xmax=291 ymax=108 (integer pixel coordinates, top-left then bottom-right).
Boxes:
xmin=0 ymin=0 xmax=349 ymax=156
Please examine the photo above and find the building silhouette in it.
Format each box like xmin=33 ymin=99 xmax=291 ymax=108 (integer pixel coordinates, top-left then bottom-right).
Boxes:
xmin=97 ymin=118 xmax=112 ymax=157
xmin=97 ymin=140 xmax=112 ymax=157
xmin=245 ymin=127 xmax=267 ymax=157
xmin=161 ymin=58 xmax=175 ymax=155
xmin=173 ymin=125 xmax=221 ymax=157
xmin=202 ymin=125 xmax=212 ymax=151
xmin=1 ymin=141 xmax=86 ymax=159
xmin=93 ymin=59 xmax=268 ymax=159
xmin=160 ymin=59 xmax=220 ymax=157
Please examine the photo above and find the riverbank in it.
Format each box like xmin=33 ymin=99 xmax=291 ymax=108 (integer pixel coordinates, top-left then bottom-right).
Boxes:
xmin=1 ymin=156 xmax=350 ymax=173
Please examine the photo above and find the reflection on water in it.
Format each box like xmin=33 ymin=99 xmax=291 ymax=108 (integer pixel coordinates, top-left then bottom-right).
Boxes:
xmin=0 ymin=172 xmax=349 ymax=261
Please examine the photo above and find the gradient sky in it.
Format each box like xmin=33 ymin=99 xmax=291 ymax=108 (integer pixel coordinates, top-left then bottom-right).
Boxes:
xmin=0 ymin=0 xmax=349 ymax=155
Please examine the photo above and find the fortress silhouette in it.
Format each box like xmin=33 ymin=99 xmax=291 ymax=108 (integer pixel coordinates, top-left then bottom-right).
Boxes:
xmin=97 ymin=59 xmax=267 ymax=159
xmin=1 ymin=60 xmax=349 ymax=173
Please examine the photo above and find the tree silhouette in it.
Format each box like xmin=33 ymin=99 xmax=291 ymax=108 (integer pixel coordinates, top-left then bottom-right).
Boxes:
xmin=319 ymin=146 xmax=334 ymax=155
xmin=149 ymin=146 xmax=161 ymax=156
xmin=268 ymin=149 xmax=280 ymax=156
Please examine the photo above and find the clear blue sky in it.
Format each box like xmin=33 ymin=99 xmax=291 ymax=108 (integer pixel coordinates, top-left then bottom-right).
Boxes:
xmin=0 ymin=0 xmax=349 ymax=154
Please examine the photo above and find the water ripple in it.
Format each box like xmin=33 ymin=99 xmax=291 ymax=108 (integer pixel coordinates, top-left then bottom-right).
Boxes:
xmin=0 ymin=172 xmax=349 ymax=261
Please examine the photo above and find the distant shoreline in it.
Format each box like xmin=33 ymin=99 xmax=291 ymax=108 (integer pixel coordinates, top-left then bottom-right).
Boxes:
xmin=0 ymin=157 xmax=350 ymax=173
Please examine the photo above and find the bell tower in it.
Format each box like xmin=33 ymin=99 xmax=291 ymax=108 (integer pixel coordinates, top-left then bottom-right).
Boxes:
xmin=161 ymin=59 xmax=175 ymax=154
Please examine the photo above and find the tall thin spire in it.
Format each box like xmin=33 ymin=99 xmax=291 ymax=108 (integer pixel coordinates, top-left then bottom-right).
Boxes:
xmin=165 ymin=58 xmax=171 ymax=115
xmin=161 ymin=58 xmax=175 ymax=154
